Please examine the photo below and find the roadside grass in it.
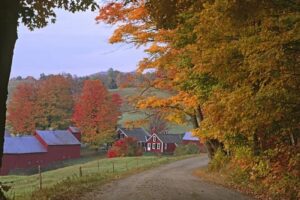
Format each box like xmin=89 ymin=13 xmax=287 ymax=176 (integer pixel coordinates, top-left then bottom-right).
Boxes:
xmin=194 ymin=167 xmax=256 ymax=199
xmin=2 ymin=155 xmax=195 ymax=200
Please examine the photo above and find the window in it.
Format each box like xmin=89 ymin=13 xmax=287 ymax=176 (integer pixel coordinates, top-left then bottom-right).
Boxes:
xmin=157 ymin=143 xmax=161 ymax=149
xmin=152 ymin=143 xmax=156 ymax=149
xmin=153 ymin=136 xmax=156 ymax=142
xmin=148 ymin=143 xmax=151 ymax=149
xmin=165 ymin=143 xmax=167 ymax=150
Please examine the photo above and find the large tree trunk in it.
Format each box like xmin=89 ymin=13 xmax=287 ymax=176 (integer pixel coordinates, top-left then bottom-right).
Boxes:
xmin=193 ymin=106 xmax=223 ymax=159
xmin=0 ymin=0 xmax=19 ymax=167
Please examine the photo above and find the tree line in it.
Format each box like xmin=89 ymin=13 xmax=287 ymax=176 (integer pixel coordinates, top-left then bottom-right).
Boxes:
xmin=7 ymin=74 xmax=122 ymax=146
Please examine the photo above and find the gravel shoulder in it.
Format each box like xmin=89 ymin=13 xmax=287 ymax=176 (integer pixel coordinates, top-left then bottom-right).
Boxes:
xmin=80 ymin=156 xmax=252 ymax=200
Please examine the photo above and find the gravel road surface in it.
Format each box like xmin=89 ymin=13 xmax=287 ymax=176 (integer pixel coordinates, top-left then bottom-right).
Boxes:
xmin=80 ymin=156 xmax=251 ymax=200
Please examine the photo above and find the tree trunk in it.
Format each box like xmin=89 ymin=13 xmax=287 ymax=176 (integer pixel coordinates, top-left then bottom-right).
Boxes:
xmin=191 ymin=113 xmax=199 ymax=129
xmin=0 ymin=0 xmax=19 ymax=167
xmin=192 ymin=106 xmax=223 ymax=159
xmin=253 ymin=131 xmax=260 ymax=156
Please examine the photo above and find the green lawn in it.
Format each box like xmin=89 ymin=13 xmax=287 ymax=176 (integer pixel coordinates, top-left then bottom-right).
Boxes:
xmin=1 ymin=155 xmax=191 ymax=199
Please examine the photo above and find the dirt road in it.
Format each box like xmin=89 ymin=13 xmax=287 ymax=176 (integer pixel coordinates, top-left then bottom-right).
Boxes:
xmin=80 ymin=156 xmax=251 ymax=200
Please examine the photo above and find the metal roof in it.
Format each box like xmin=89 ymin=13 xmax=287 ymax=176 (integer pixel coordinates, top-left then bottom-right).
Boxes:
xmin=182 ymin=132 xmax=200 ymax=141
xmin=5 ymin=129 xmax=11 ymax=137
xmin=36 ymin=130 xmax=80 ymax=146
xmin=156 ymin=134 xmax=183 ymax=144
xmin=4 ymin=136 xmax=47 ymax=154
xmin=119 ymin=128 xmax=150 ymax=142
xmin=69 ymin=126 xmax=80 ymax=133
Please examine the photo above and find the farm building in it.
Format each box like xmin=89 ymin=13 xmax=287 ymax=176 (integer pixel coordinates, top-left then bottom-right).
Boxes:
xmin=4 ymin=129 xmax=11 ymax=137
xmin=182 ymin=132 xmax=207 ymax=152
xmin=146 ymin=133 xmax=183 ymax=154
xmin=116 ymin=127 xmax=150 ymax=150
xmin=35 ymin=130 xmax=81 ymax=162
xmin=0 ymin=128 xmax=81 ymax=175
xmin=68 ymin=126 xmax=81 ymax=142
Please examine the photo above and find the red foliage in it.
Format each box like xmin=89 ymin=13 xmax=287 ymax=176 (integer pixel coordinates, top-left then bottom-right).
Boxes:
xmin=107 ymin=149 xmax=118 ymax=158
xmin=7 ymin=82 xmax=37 ymax=134
xmin=73 ymin=80 xmax=121 ymax=144
xmin=111 ymin=93 xmax=123 ymax=108
xmin=107 ymin=136 xmax=143 ymax=158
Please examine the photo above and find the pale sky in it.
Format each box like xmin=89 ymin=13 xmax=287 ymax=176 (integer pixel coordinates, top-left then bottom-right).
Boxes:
xmin=11 ymin=9 xmax=146 ymax=78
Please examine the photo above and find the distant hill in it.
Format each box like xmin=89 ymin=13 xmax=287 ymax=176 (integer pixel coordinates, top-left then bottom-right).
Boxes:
xmin=8 ymin=69 xmax=154 ymax=100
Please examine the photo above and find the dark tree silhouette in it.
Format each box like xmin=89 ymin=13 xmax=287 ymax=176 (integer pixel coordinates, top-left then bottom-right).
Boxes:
xmin=0 ymin=0 xmax=98 ymax=167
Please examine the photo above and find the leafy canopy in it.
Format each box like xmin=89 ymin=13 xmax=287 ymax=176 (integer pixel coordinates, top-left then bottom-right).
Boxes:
xmin=19 ymin=0 xmax=98 ymax=30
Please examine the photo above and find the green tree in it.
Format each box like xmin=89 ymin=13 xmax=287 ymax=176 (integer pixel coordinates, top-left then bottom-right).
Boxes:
xmin=0 ymin=0 xmax=97 ymax=166
xmin=107 ymin=68 xmax=120 ymax=89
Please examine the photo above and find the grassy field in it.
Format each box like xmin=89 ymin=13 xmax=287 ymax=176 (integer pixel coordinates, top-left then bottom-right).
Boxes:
xmin=109 ymin=88 xmax=192 ymax=134
xmin=1 ymin=155 xmax=192 ymax=199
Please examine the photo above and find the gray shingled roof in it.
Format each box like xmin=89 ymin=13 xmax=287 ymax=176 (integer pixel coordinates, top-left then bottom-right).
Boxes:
xmin=156 ymin=134 xmax=183 ymax=144
xmin=119 ymin=128 xmax=150 ymax=142
xmin=36 ymin=130 xmax=80 ymax=145
xmin=4 ymin=136 xmax=47 ymax=154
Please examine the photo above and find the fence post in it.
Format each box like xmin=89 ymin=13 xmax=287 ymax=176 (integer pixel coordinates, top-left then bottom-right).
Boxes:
xmin=79 ymin=166 xmax=82 ymax=177
xmin=38 ymin=165 xmax=42 ymax=190
xmin=112 ymin=161 xmax=115 ymax=173
xmin=97 ymin=161 xmax=100 ymax=172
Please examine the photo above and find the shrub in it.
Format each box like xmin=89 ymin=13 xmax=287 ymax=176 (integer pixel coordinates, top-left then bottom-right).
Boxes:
xmin=174 ymin=143 xmax=199 ymax=156
xmin=107 ymin=137 xmax=143 ymax=158
xmin=208 ymin=149 xmax=229 ymax=172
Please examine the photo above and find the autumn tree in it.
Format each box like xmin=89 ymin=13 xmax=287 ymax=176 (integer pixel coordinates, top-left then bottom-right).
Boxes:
xmin=35 ymin=75 xmax=74 ymax=130
xmin=148 ymin=111 xmax=168 ymax=134
xmin=0 ymin=0 xmax=98 ymax=167
xmin=98 ymin=0 xmax=300 ymax=198
xmin=111 ymin=93 xmax=123 ymax=108
xmin=73 ymin=80 xmax=121 ymax=146
xmin=7 ymin=82 xmax=37 ymax=134
xmin=96 ymin=0 xmax=223 ymax=157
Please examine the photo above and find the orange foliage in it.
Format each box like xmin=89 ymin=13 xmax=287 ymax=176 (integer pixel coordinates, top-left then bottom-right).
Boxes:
xmin=73 ymin=80 xmax=121 ymax=144
xmin=35 ymin=75 xmax=73 ymax=130
xmin=7 ymin=82 xmax=37 ymax=134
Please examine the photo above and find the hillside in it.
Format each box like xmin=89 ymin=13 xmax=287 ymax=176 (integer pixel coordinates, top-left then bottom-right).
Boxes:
xmin=7 ymin=76 xmax=191 ymax=134
xmin=109 ymin=88 xmax=192 ymax=134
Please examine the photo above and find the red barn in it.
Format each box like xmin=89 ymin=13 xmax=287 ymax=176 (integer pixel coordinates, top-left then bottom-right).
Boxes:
xmin=182 ymin=132 xmax=207 ymax=152
xmin=146 ymin=133 xmax=183 ymax=154
xmin=0 ymin=128 xmax=81 ymax=175
xmin=68 ymin=126 xmax=81 ymax=142
xmin=0 ymin=136 xmax=47 ymax=175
